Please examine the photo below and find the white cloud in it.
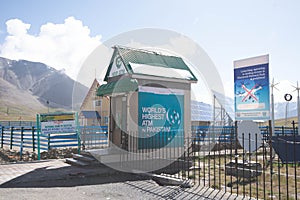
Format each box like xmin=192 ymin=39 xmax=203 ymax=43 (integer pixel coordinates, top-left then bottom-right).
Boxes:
xmin=0 ymin=17 xmax=102 ymax=79
xmin=6 ymin=18 xmax=31 ymax=35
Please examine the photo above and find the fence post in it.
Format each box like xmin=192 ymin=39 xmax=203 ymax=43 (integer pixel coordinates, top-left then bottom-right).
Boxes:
xmin=20 ymin=127 xmax=24 ymax=160
xmin=32 ymin=126 xmax=35 ymax=152
xmin=268 ymin=120 xmax=274 ymax=198
xmin=234 ymin=121 xmax=239 ymax=195
xmin=10 ymin=126 xmax=14 ymax=149
xmin=1 ymin=126 xmax=3 ymax=148
xmin=292 ymin=121 xmax=296 ymax=135
xmin=48 ymin=134 xmax=50 ymax=150
xmin=293 ymin=120 xmax=298 ymax=200
xmin=36 ymin=114 xmax=41 ymax=160
xmin=76 ymin=112 xmax=81 ymax=154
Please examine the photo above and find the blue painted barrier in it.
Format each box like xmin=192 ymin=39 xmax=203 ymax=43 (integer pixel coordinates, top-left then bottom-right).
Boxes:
xmin=0 ymin=125 xmax=109 ymax=152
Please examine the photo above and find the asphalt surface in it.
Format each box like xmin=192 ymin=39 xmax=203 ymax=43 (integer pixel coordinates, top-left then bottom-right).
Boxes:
xmin=0 ymin=159 xmax=245 ymax=200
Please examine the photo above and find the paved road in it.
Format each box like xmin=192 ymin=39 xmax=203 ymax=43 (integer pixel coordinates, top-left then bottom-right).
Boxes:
xmin=0 ymin=180 xmax=157 ymax=200
xmin=0 ymin=160 xmax=244 ymax=200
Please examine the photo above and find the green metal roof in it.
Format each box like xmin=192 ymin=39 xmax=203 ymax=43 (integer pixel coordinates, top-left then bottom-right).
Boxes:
xmin=97 ymin=77 xmax=138 ymax=96
xmin=104 ymin=46 xmax=198 ymax=81
xmin=118 ymin=47 xmax=188 ymax=70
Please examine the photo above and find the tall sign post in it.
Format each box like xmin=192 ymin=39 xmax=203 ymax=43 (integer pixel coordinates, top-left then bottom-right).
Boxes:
xmin=234 ymin=54 xmax=270 ymax=121
xmin=234 ymin=55 xmax=271 ymax=174
xmin=293 ymin=82 xmax=300 ymax=135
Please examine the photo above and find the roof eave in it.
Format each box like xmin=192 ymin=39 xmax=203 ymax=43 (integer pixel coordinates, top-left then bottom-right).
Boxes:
xmin=131 ymin=74 xmax=197 ymax=84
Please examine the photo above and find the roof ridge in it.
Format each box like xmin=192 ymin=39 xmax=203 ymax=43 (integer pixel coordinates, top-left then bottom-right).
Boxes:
xmin=114 ymin=45 xmax=179 ymax=58
xmin=104 ymin=45 xmax=198 ymax=82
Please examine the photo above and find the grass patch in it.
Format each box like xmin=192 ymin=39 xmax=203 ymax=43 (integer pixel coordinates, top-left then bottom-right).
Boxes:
xmin=181 ymin=153 xmax=300 ymax=200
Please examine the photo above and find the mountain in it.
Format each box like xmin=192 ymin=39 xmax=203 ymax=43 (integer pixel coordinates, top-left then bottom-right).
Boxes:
xmin=274 ymin=101 xmax=298 ymax=120
xmin=191 ymin=96 xmax=298 ymax=123
xmin=220 ymin=94 xmax=299 ymax=120
xmin=0 ymin=57 xmax=88 ymax=120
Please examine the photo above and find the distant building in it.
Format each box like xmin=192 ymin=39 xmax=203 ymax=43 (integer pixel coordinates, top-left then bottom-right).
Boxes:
xmin=79 ymin=78 xmax=109 ymax=126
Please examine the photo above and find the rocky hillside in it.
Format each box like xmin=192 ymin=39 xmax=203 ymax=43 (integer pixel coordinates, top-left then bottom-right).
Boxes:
xmin=0 ymin=57 xmax=88 ymax=120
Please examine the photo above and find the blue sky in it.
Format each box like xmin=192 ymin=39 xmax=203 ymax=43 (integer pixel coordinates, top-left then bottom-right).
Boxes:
xmin=0 ymin=0 xmax=300 ymax=99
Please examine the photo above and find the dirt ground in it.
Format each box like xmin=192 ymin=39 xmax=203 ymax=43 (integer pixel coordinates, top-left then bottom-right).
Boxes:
xmin=0 ymin=147 xmax=77 ymax=164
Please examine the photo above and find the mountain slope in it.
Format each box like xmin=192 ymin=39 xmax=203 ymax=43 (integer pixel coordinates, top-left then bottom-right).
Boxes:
xmin=0 ymin=78 xmax=47 ymax=120
xmin=0 ymin=57 xmax=88 ymax=120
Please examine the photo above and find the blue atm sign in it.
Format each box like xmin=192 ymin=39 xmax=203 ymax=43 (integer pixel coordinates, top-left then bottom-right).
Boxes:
xmin=138 ymin=91 xmax=184 ymax=149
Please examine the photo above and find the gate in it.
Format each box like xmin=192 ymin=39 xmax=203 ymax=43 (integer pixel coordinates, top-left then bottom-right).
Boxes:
xmin=80 ymin=126 xmax=108 ymax=150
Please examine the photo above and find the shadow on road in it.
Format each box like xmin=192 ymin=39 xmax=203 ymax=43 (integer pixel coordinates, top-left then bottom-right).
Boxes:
xmin=0 ymin=163 xmax=150 ymax=188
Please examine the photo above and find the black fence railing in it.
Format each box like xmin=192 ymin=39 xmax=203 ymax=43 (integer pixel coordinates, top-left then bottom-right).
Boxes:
xmin=1 ymin=126 xmax=37 ymax=152
xmin=1 ymin=122 xmax=299 ymax=199
xmin=115 ymin=125 xmax=299 ymax=200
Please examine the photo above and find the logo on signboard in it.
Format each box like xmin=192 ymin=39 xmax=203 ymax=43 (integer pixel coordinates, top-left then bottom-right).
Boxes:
xmin=166 ymin=108 xmax=181 ymax=127
xmin=116 ymin=56 xmax=122 ymax=69
xmin=110 ymin=56 xmax=126 ymax=77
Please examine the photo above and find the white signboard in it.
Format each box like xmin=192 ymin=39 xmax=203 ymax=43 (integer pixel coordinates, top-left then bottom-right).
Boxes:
xmin=40 ymin=112 xmax=76 ymax=134
xmin=41 ymin=120 xmax=76 ymax=134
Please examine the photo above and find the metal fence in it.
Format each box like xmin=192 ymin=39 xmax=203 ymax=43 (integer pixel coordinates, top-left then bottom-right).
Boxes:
xmin=1 ymin=122 xmax=299 ymax=199
xmin=80 ymin=126 xmax=108 ymax=150
xmin=185 ymin=133 xmax=299 ymax=200
xmin=0 ymin=126 xmax=36 ymax=152
xmin=0 ymin=125 xmax=108 ymax=153
xmin=115 ymin=124 xmax=299 ymax=200
xmin=192 ymin=125 xmax=298 ymax=143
